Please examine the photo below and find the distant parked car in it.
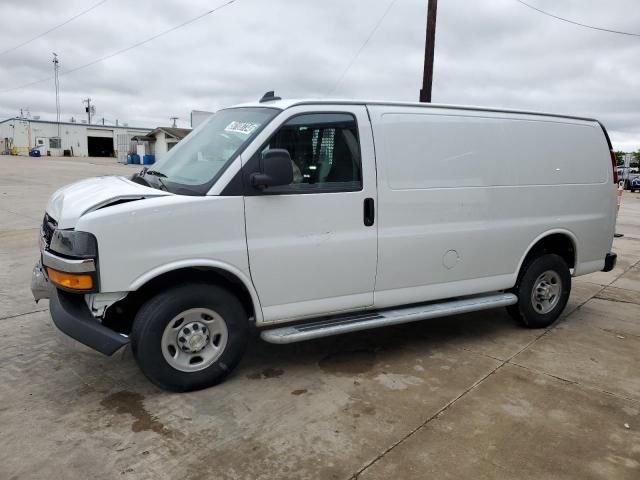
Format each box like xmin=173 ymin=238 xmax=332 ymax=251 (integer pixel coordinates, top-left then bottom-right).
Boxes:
xmin=630 ymin=175 xmax=640 ymax=193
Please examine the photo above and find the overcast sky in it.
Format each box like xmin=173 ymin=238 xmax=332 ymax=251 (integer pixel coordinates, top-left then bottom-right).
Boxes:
xmin=0 ymin=0 xmax=638 ymax=150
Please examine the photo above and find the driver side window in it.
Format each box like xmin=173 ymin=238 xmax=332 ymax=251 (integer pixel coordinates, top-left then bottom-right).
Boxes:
xmin=259 ymin=113 xmax=362 ymax=193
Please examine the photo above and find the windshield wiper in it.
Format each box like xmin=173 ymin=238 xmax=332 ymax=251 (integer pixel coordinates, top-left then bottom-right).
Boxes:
xmin=144 ymin=169 xmax=167 ymax=178
xmin=142 ymin=169 xmax=168 ymax=191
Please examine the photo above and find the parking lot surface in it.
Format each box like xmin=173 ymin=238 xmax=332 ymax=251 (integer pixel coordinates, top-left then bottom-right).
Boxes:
xmin=1 ymin=155 xmax=639 ymax=479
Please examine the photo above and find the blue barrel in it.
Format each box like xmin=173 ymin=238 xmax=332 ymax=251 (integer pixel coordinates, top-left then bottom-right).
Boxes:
xmin=131 ymin=154 xmax=140 ymax=164
xmin=143 ymin=154 xmax=155 ymax=165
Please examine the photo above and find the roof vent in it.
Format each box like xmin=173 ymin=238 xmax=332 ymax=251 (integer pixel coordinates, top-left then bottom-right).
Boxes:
xmin=259 ymin=91 xmax=281 ymax=103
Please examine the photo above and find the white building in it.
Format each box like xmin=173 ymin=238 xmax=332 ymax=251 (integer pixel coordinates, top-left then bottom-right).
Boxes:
xmin=131 ymin=127 xmax=192 ymax=160
xmin=148 ymin=127 xmax=192 ymax=156
xmin=0 ymin=117 xmax=151 ymax=159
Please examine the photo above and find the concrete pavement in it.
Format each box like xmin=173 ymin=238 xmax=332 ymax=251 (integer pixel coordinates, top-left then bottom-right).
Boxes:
xmin=0 ymin=155 xmax=639 ymax=479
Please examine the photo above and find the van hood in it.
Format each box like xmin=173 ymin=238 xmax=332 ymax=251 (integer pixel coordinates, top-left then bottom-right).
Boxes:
xmin=47 ymin=176 xmax=171 ymax=229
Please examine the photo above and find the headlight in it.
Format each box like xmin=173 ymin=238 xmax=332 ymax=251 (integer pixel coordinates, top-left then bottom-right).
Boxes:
xmin=50 ymin=230 xmax=98 ymax=259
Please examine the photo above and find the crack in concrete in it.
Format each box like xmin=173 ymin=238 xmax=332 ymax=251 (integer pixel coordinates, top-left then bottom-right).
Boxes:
xmin=593 ymin=295 xmax=640 ymax=306
xmin=509 ymin=361 xmax=640 ymax=407
xmin=599 ymin=327 xmax=640 ymax=339
xmin=507 ymin=362 xmax=577 ymax=386
xmin=599 ymin=282 xmax=640 ymax=293
xmin=0 ymin=308 xmax=48 ymax=321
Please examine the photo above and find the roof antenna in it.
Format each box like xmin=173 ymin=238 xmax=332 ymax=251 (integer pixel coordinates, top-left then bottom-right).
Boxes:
xmin=259 ymin=91 xmax=281 ymax=103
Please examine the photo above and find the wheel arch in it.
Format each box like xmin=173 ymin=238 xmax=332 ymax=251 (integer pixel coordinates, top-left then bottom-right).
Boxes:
xmin=103 ymin=260 xmax=263 ymax=333
xmin=133 ymin=260 xmax=262 ymax=322
xmin=516 ymin=230 xmax=578 ymax=282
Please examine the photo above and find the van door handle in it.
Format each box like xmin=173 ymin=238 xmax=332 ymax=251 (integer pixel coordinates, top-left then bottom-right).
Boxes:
xmin=363 ymin=198 xmax=375 ymax=227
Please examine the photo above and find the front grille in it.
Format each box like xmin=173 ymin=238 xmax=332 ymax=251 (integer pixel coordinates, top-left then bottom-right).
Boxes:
xmin=42 ymin=213 xmax=57 ymax=248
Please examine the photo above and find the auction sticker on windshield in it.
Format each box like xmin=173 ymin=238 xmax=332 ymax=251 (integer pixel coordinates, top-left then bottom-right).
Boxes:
xmin=225 ymin=121 xmax=259 ymax=135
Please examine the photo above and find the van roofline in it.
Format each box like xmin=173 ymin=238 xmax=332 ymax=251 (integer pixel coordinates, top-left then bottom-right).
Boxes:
xmin=231 ymin=98 xmax=600 ymax=124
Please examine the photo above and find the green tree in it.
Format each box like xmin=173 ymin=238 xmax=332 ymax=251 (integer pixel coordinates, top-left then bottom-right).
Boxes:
xmin=615 ymin=151 xmax=626 ymax=166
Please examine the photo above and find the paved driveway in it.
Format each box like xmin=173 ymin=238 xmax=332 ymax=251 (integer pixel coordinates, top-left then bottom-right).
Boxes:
xmin=1 ymin=155 xmax=639 ymax=479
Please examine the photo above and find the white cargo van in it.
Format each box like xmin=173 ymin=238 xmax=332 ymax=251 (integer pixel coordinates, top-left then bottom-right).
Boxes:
xmin=31 ymin=93 xmax=618 ymax=391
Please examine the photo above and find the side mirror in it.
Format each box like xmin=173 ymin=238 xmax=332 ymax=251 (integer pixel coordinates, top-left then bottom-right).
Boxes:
xmin=250 ymin=149 xmax=293 ymax=189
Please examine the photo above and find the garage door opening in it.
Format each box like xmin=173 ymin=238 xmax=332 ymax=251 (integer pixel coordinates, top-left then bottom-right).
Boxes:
xmin=87 ymin=136 xmax=114 ymax=157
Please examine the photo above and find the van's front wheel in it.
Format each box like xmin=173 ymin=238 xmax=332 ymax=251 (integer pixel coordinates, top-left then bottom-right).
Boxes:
xmin=507 ymin=254 xmax=571 ymax=329
xmin=131 ymin=283 xmax=249 ymax=392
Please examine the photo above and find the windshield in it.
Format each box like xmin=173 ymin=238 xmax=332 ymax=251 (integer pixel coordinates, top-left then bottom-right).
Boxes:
xmin=138 ymin=107 xmax=279 ymax=195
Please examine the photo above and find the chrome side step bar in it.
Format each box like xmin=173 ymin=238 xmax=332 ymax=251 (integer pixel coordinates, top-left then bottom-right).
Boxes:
xmin=260 ymin=292 xmax=517 ymax=344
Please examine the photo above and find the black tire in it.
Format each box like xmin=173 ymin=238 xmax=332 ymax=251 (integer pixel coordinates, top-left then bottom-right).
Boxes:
xmin=131 ymin=283 xmax=249 ymax=392
xmin=507 ymin=254 xmax=571 ymax=329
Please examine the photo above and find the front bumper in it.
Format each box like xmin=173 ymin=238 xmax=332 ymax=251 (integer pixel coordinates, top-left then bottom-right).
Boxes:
xmin=31 ymin=259 xmax=128 ymax=356
xmin=49 ymin=288 xmax=129 ymax=356
xmin=602 ymin=252 xmax=617 ymax=272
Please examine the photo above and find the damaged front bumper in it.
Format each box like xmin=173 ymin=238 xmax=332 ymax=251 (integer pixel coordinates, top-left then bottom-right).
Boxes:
xmin=31 ymin=261 xmax=51 ymax=302
xmin=30 ymin=260 xmax=129 ymax=356
xmin=49 ymin=288 xmax=129 ymax=355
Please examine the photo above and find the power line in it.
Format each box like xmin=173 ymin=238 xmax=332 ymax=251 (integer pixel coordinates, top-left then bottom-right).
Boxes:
xmin=516 ymin=0 xmax=640 ymax=37
xmin=0 ymin=0 xmax=238 ymax=94
xmin=0 ymin=0 xmax=109 ymax=57
xmin=63 ymin=0 xmax=238 ymax=76
xmin=0 ymin=75 xmax=54 ymax=94
xmin=327 ymin=0 xmax=399 ymax=95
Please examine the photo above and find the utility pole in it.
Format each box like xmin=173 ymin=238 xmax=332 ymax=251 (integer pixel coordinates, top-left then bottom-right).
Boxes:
xmin=419 ymin=0 xmax=438 ymax=103
xmin=52 ymin=53 xmax=61 ymax=138
xmin=170 ymin=117 xmax=178 ymax=128
xmin=83 ymin=98 xmax=92 ymax=124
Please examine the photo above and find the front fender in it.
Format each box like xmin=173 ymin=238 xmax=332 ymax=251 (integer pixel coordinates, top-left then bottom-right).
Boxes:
xmin=129 ymin=259 xmax=264 ymax=323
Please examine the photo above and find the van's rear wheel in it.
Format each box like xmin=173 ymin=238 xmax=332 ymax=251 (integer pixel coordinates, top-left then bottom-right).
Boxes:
xmin=507 ymin=254 xmax=571 ymax=329
xmin=131 ymin=283 xmax=248 ymax=392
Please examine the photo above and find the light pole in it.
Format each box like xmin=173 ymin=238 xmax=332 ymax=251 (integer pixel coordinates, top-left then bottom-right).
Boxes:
xmin=52 ymin=53 xmax=61 ymax=138
xmin=83 ymin=98 xmax=93 ymax=124
xmin=9 ymin=123 xmax=14 ymax=153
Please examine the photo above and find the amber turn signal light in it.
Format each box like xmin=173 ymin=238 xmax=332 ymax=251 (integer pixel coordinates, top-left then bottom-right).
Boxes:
xmin=46 ymin=268 xmax=94 ymax=290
